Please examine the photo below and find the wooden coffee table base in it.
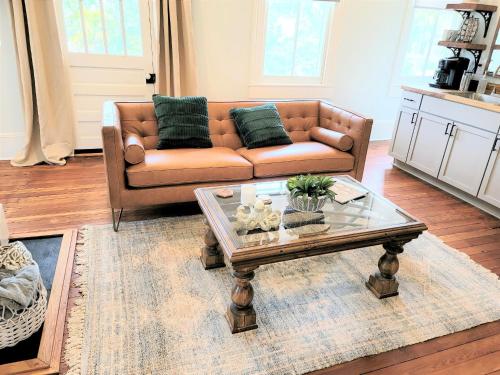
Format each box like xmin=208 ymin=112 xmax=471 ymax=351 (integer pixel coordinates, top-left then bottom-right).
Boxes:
xmin=366 ymin=241 xmax=405 ymax=298
xmin=201 ymin=221 xmax=420 ymax=333
xmin=226 ymin=267 xmax=258 ymax=333
xmin=200 ymin=224 xmax=225 ymax=270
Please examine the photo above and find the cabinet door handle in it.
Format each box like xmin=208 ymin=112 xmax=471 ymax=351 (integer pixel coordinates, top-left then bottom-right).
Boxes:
xmin=411 ymin=112 xmax=417 ymax=124
xmin=403 ymin=97 xmax=415 ymax=102
xmin=449 ymin=124 xmax=457 ymax=137
xmin=445 ymin=123 xmax=452 ymax=135
xmin=493 ymin=137 xmax=500 ymax=151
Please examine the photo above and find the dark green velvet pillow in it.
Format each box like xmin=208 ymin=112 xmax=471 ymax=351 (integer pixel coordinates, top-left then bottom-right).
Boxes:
xmin=153 ymin=95 xmax=212 ymax=149
xmin=229 ymin=103 xmax=292 ymax=149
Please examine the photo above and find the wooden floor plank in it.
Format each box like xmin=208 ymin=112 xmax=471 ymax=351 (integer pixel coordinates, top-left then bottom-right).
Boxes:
xmin=364 ymin=335 xmax=500 ymax=375
xmin=430 ymin=351 xmax=500 ymax=375
xmin=1 ymin=141 xmax=498 ymax=374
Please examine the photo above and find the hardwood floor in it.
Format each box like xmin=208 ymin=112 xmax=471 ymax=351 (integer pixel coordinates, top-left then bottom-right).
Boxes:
xmin=0 ymin=140 xmax=499 ymax=374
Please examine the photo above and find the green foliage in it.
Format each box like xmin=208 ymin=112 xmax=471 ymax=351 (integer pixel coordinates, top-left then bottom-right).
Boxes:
xmin=286 ymin=175 xmax=336 ymax=201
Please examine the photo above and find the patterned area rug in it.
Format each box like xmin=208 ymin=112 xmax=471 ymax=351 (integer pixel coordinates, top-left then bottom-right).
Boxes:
xmin=65 ymin=216 xmax=500 ymax=374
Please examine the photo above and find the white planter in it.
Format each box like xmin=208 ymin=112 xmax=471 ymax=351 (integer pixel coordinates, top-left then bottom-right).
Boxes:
xmin=288 ymin=194 xmax=328 ymax=212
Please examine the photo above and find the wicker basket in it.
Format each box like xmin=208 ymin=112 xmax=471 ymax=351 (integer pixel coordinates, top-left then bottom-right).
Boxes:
xmin=0 ymin=241 xmax=48 ymax=349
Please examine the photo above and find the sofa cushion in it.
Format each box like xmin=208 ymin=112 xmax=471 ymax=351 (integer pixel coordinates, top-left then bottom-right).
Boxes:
xmin=229 ymin=103 xmax=292 ymax=149
xmin=126 ymin=147 xmax=253 ymax=187
xmin=237 ymin=141 xmax=354 ymax=178
xmin=153 ymin=95 xmax=212 ymax=149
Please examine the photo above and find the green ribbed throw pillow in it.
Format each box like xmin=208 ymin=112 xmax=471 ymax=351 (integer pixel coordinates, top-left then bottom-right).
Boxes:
xmin=229 ymin=103 xmax=292 ymax=149
xmin=153 ymin=95 xmax=212 ymax=149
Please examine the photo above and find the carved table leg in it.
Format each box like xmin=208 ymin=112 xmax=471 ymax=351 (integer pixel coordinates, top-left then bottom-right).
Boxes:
xmin=366 ymin=241 xmax=404 ymax=299
xmin=226 ymin=266 xmax=258 ymax=333
xmin=200 ymin=221 xmax=225 ymax=270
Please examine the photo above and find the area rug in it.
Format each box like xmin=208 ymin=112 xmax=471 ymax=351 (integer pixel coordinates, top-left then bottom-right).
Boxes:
xmin=65 ymin=216 xmax=500 ymax=375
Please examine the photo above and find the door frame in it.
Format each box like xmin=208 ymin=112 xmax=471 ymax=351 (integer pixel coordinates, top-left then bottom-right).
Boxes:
xmin=54 ymin=0 xmax=158 ymax=149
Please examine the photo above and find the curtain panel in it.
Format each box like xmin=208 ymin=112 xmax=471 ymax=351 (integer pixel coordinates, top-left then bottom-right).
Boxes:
xmin=156 ymin=0 xmax=198 ymax=97
xmin=9 ymin=0 xmax=75 ymax=167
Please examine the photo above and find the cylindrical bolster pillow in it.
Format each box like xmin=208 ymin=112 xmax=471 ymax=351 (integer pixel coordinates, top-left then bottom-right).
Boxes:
xmin=124 ymin=134 xmax=145 ymax=164
xmin=310 ymin=127 xmax=354 ymax=152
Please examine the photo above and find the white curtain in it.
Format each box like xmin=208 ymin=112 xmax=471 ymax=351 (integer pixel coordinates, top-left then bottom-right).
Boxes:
xmin=9 ymin=0 xmax=76 ymax=167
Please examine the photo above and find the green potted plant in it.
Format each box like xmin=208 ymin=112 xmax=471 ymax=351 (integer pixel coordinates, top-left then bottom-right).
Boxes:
xmin=286 ymin=175 xmax=336 ymax=212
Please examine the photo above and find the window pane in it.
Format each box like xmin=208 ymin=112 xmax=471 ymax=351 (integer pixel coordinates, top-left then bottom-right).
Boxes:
xmin=123 ymin=0 xmax=143 ymax=56
xmin=62 ymin=0 xmax=85 ymax=53
xmin=103 ymin=0 xmax=125 ymax=55
xmin=263 ymin=0 xmax=300 ymax=76
xmin=82 ymin=0 xmax=106 ymax=54
xmin=263 ymin=0 xmax=332 ymax=78
xmin=293 ymin=1 xmax=331 ymax=77
xmin=401 ymin=8 xmax=461 ymax=78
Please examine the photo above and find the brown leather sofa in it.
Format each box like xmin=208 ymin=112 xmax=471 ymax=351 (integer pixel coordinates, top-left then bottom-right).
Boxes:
xmin=102 ymin=100 xmax=373 ymax=230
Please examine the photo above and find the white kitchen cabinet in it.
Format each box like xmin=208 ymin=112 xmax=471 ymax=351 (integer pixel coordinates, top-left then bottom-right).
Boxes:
xmin=438 ymin=122 xmax=496 ymax=195
xmin=389 ymin=107 xmax=417 ymax=162
xmin=406 ymin=112 xmax=451 ymax=177
xmin=478 ymin=136 xmax=500 ymax=207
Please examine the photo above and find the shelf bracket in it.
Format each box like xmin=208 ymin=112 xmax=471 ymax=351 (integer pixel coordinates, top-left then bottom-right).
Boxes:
xmin=476 ymin=11 xmax=493 ymax=37
xmin=454 ymin=9 xmax=494 ymax=38
xmin=446 ymin=47 xmax=461 ymax=58
xmin=455 ymin=10 xmax=472 ymax=20
xmin=465 ymin=49 xmax=483 ymax=73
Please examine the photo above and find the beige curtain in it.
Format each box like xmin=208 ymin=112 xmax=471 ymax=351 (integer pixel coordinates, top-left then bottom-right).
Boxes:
xmin=156 ymin=0 xmax=198 ymax=96
xmin=9 ymin=0 xmax=75 ymax=167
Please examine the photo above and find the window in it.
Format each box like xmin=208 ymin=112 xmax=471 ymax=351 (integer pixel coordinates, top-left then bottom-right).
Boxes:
xmin=400 ymin=4 xmax=462 ymax=80
xmin=259 ymin=0 xmax=334 ymax=83
xmin=61 ymin=0 xmax=143 ymax=56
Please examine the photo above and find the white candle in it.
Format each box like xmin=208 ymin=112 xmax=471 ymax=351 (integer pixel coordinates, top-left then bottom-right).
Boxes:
xmin=0 ymin=204 xmax=9 ymax=246
xmin=240 ymin=184 xmax=256 ymax=206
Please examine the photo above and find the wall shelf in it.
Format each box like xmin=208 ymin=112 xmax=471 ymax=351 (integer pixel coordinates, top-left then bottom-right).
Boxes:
xmin=438 ymin=41 xmax=487 ymax=73
xmin=446 ymin=3 xmax=498 ymax=37
xmin=438 ymin=41 xmax=486 ymax=50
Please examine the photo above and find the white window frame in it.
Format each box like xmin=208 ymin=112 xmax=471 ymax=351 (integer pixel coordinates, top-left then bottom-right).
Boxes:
xmin=389 ymin=0 xmax=457 ymax=95
xmin=250 ymin=0 xmax=335 ymax=86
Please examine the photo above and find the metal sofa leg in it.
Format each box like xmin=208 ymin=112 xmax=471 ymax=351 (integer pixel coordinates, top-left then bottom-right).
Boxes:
xmin=112 ymin=208 xmax=123 ymax=232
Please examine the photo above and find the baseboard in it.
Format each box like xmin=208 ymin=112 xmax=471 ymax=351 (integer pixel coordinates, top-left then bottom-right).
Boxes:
xmin=393 ymin=160 xmax=500 ymax=219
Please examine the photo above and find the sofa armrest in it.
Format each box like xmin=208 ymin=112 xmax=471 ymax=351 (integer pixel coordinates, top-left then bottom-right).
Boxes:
xmin=102 ymin=101 xmax=126 ymax=209
xmin=318 ymin=101 xmax=373 ymax=181
xmin=310 ymin=127 xmax=353 ymax=152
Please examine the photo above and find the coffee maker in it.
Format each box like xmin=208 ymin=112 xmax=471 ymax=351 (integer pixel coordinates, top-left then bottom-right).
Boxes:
xmin=429 ymin=57 xmax=470 ymax=89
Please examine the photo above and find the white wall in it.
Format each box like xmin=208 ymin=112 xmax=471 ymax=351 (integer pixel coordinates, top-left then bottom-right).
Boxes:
xmin=192 ymin=0 xmax=254 ymax=100
xmin=0 ymin=2 xmax=25 ymax=160
xmin=192 ymin=0 xmax=410 ymax=140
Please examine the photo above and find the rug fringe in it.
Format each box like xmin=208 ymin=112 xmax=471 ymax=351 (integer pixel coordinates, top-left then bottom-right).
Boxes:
xmin=64 ymin=226 xmax=91 ymax=375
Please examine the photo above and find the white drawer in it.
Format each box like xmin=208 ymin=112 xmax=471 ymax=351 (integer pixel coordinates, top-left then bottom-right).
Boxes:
xmin=421 ymin=96 xmax=500 ymax=134
xmin=401 ymin=91 xmax=423 ymax=110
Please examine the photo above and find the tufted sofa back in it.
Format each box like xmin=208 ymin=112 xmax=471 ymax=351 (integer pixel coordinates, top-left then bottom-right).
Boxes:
xmin=115 ymin=100 xmax=320 ymax=150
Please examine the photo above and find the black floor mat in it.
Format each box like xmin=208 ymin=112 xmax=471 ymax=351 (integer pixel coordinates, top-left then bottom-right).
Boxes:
xmin=0 ymin=236 xmax=62 ymax=364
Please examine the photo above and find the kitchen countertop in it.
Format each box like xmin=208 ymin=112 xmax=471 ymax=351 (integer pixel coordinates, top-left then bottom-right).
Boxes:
xmin=401 ymin=85 xmax=500 ymax=113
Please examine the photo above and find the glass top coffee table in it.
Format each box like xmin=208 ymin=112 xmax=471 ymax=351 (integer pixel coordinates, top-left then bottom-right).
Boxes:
xmin=195 ymin=175 xmax=427 ymax=333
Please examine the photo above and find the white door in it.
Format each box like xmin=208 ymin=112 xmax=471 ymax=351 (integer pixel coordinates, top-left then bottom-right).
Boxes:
xmin=438 ymin=122 xmax=496 ymax=196
xmin=57 ymin=0 xmax=156 ymax=149
xmin=389 ymin=106 xmax=417 ymax=162
xmin=407 ymin=112 xmax=451 ymax=177
xmin=478 ymin=135 xmax=500 ymax=207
